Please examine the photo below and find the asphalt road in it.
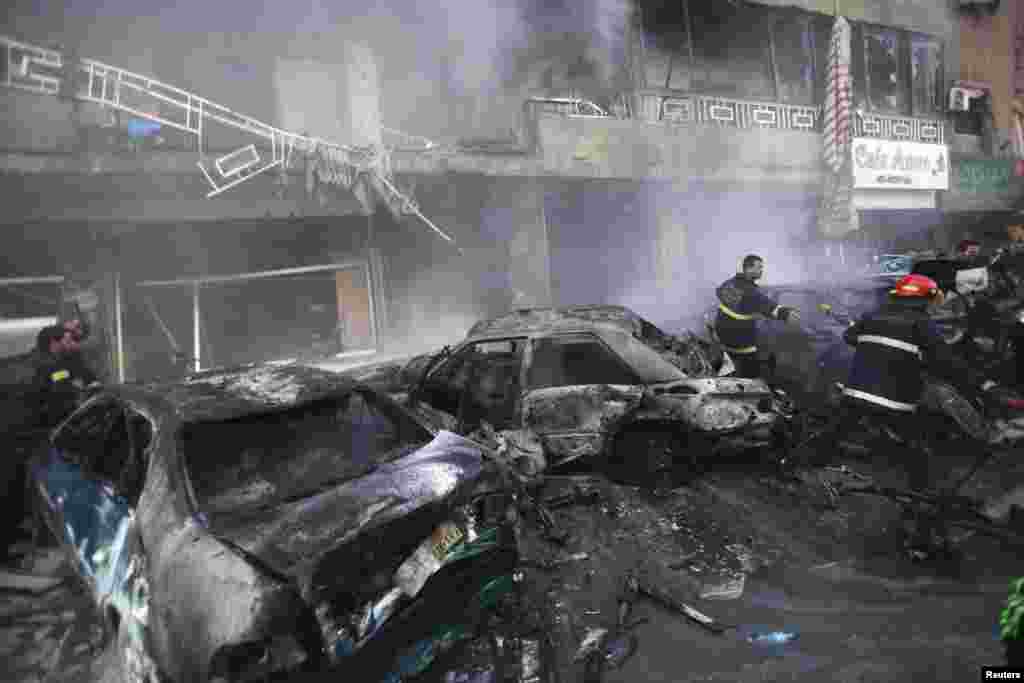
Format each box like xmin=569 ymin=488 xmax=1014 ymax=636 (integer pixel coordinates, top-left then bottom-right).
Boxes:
xmin=3 ymin=444 xmax=1022 ymax=682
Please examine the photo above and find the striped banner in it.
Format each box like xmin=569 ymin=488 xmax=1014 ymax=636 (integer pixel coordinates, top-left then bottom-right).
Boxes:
xmin=822 ymin=16 xmax=852 ymax=174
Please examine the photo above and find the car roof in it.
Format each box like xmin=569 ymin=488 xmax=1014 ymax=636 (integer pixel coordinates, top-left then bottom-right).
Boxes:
xmin=112 ymin=362 xmax=361 ymax=423
xmin=466 ymin=305 xmax=647 ymax=338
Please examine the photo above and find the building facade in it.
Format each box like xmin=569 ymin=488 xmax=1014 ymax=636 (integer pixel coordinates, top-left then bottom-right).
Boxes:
xmin=4 ymin=0 xmax=1024 ymax=380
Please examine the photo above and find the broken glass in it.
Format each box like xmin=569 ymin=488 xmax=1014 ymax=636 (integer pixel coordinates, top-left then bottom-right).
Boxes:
xmin=863 ymin=27 xmax=905 ymax=113
xmin=53 ymin=399 xmax=122 ymax=469
xmin=184 ymin=390 xmax=432 ymax=518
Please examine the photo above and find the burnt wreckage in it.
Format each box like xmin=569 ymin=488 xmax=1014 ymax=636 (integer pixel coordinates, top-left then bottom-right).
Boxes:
xmin=27 ymin=364 xmax=530 ymax=682
xmin=348 ymin=306 xmax=792 ymax=477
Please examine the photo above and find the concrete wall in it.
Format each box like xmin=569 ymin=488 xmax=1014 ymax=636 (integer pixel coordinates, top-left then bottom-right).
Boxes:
xmin=536 ymin=114 xmax=822 ymax=184
xmin=0 ymin=166 xmax=364 ymax=225
xmin=958 ymin=0 xmax=1017 ymax=132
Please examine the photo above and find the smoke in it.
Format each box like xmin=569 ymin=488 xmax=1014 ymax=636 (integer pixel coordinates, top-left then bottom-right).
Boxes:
xmin=598 ymin=183 xmax=818 ymax=333
xmin=382 ymin=271 xmax=482 ymax=358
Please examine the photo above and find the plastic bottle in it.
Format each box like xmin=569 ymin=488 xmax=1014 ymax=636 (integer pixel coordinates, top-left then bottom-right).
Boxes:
xmin=747 ymin=631 xmax=798 ymax=645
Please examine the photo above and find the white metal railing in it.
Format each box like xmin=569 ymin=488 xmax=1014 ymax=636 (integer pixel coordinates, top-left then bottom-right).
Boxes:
xmin=1 ymin=35 xmax=455 ymax=244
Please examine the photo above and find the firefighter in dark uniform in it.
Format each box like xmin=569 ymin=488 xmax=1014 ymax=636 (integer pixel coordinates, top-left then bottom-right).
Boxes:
xmin=715 ymin=254 xmax=801 ymax=380
xmin=795 ymin=274 xmax=997 ymax=559
xmin=5 ymin=324 xmax=99 ymax=558
xmin=33 ymin=323 xmax=97 ymax=427
xmin=989 ymin=225 xmax=1024 ymax=388
xmin=3 ymin=325 xmax=94 ymax=559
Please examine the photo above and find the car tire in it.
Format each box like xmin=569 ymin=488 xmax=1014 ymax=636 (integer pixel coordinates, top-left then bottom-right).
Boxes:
xmin=605 ymin=427 xmax=697 ymax=487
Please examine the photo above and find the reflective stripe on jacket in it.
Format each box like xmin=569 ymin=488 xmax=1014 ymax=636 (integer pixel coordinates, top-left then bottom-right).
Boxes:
xmin=714 ymin=275 xmax=781 ymax=354
xmin=843 ymin=301 xmax=983 ymax=413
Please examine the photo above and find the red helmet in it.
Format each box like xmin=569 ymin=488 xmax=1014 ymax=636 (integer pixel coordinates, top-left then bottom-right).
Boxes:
xmin=891 ymin=273 xmax=939 ymax=299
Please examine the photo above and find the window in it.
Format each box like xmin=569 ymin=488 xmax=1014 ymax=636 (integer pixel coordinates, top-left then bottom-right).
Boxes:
xmin=52 ymin=401 xmax=152 ymax=504
xmin=53 ymin=401 xmax=123 ymax=469
xmin=528 ymin=334 xmax=638 ymax=390
xmin=639 ymin=4 xmax=942 ymax=114
xmin=863 ymin=26 xmax=906 ymax=113
xmin=773 ymin=14 xmax=819 ymax=105
xmin=184 ymin=391 xmax=432 ymax=516
xmin=422 ymin=339 xmax=527 ymax=423
xmin=910 ymin=34 xmax=943 ymax=115
xmin=640 ymin=0 xmax=690 ymax=90
xmin=689 ymin=2 xmax=775 ymax=100
xmin=953 ymin=91 xmax=990 ymax=136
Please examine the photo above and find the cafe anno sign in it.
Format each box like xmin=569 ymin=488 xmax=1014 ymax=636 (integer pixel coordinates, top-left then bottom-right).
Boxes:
xmin=851 ymin=138 xmax=949 ymax=191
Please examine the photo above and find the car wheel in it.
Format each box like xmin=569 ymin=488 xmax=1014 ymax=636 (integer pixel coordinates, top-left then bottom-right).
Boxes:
xmin=606 ymin=427 xmax=697 ymax=487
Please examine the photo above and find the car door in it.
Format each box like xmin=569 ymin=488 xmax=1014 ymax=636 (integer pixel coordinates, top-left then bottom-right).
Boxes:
xmin=416 ymin=338 xmax=528 ymax=433
xmin=34 ymin=398 xmax=153 ymax=604
xmin=521 ymin=333 xmax=644 ymax=466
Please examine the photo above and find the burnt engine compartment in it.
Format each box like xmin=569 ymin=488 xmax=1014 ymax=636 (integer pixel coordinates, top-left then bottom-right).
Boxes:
xmin=308 ymin=502 xmax=450 ymax=640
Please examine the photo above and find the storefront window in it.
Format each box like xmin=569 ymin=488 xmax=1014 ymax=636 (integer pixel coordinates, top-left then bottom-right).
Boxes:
xmin=863 ymin=26 xmax=905 ymax=113
xmin=910 ymin=34 xmax=943 ymax=115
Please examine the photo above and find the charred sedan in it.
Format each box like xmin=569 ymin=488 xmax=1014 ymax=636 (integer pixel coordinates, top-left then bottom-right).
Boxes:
xmin=378 ymin=314 xmax=788 ymax=476
xmin=343 ymin=305 xmax=736 ymax=397
xmin=28 ymin=363 xmax=522 ymax=683
xmin=467 ymin=305 xmax=735 ymax=377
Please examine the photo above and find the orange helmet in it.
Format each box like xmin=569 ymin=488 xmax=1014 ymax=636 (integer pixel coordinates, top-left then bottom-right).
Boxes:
xmin=891 ymin=273 xmax=939 ymax=299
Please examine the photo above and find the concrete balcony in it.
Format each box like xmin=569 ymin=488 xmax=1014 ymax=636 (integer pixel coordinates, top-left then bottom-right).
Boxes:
xmin=0 ymin=81 xmax=959 ymax=216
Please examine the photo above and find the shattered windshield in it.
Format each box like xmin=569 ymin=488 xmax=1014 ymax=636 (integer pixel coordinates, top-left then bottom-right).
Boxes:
xmin=601 ymin=330 xmax=686 ymax=385
xmin=183 ymin=390 xmax=433 ymax=517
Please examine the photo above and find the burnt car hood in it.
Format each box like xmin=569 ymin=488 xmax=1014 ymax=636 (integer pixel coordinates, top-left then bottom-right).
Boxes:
xmin=201 ymin=430 xmax=497 ymax=582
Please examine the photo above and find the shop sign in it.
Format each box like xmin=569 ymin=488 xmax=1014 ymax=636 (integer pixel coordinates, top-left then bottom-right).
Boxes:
xmin=851 ymin=138 xmax=949 ymax=191
xmin=952 ymin=159 xmax=1013 ymax=194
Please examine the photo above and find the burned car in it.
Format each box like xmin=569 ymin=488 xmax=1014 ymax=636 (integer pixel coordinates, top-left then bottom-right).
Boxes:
xmin=28 ymin=363 xmax=525 ymax=682
xmin=345 ymin=305 xmax=736 ymax=397
xmin=361 ymin=316 xmax=789 ymax=478
xmin=467 ymin=305 xmax=734 ymax=378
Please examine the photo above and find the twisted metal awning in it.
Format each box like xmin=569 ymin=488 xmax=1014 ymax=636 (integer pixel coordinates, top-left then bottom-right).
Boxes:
xmin=0 ymin=35 xmax=456 ymax=245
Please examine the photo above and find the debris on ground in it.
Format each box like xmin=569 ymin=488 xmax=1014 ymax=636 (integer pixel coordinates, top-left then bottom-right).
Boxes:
xmin=540 ymin=476 xmax=606 ymax=510
xmin=840 ymin=483 xmax=1024 ymax=543
xmin=522 ymin=552 xmax=590 ymax=572
xmin=984 ymin=484 xmax=1024 ymax=525
xmin=624 ymin=572 xmax=727 ymax=635
xmin=699 ymin=574 xmax=746 ymax=601
xmin=0 ymin=571 xmax=66 ymax=594
xmin=747 ymin=630 xmax=799 ymax=646
xmin=602 ymin=632 xmax=638 ymax=670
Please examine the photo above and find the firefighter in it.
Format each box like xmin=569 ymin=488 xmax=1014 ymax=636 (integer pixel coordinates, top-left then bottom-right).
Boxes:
xmin=59 ymin=318 xmax=99 ymax=388
xmin=714 ymin=254 xmax=801 ymax=380
xmin=987 ymin=226 xmax=1024 ymax=387
xmin=33 ymin=323 xmax=96 ymax=429
xmin=794 ymin=274 xmax=997 ymax=559
xmin=3 ymin=326 xmax=83 ymax=560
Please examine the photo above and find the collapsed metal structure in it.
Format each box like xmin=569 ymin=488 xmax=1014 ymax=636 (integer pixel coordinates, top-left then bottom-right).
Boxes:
xmin=0 ymin=35 xmax=456 ymax=244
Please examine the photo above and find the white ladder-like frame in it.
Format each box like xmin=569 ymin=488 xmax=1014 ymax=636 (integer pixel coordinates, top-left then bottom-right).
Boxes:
xmin=1 ymin=35 xmax=455 ymax=244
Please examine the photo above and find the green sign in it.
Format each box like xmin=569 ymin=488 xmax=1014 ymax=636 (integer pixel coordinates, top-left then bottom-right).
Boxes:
xmin=954 ymin=159 xmax=1013 ymax=194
